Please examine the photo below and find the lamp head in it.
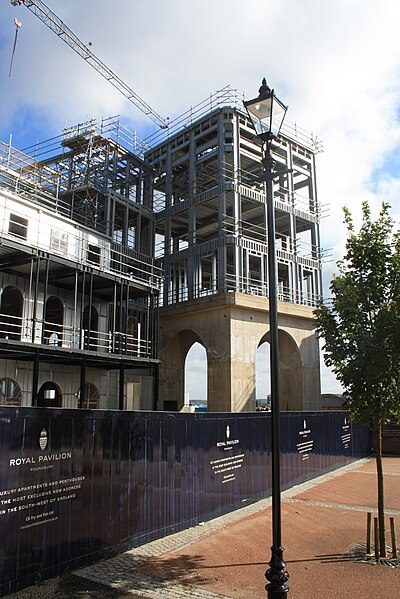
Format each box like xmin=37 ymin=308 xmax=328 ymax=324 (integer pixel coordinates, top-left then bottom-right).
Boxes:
xmin=243 ymin=78 xmax=287 ymax=142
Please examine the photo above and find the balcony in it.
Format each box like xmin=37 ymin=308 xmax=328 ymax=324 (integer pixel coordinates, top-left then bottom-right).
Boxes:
xmin=0 ymin=314 xmax=153 ymax=359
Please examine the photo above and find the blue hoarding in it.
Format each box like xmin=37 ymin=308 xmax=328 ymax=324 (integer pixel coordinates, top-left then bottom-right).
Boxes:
xmin=0 ymin=408 xmax=371 ymax=594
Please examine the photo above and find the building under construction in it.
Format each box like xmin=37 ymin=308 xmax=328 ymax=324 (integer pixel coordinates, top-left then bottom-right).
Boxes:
xmin=0 ymin=117 xmax=160 ymax=409
xmin=146 ymin=87 xmax=323 ymax=412
xmin=0 ymin=88 xmax=323 ymax=411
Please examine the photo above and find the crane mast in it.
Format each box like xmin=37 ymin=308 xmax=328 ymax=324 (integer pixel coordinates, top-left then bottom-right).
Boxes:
xmin=11 ymin=0 xmax=169 ymax=129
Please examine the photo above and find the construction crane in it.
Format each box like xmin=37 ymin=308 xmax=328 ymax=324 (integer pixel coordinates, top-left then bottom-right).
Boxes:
xmin=11 ymin=0 xmax=169 ymax=129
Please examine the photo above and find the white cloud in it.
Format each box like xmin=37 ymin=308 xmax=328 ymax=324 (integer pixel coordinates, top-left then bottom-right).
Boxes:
xmin=2 ymin=0 xmax=400 ymax=394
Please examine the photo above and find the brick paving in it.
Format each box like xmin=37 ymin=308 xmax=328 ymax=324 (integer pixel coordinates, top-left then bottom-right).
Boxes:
xmin=75 ymin=457 xmax=382 ymax=599
xmin=9 ymin=456 xmax=400 ymax=598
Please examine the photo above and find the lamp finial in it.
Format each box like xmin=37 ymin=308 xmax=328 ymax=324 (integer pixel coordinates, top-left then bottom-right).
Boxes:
xmin=259 ymin=77 xmax=271 ymax=98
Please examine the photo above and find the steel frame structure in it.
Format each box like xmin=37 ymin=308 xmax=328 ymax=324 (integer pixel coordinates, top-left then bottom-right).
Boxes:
xmin=0 ymin=120 xmax=160 ymax=409
xmin=145 ymin=91 xmax=323 ymax=310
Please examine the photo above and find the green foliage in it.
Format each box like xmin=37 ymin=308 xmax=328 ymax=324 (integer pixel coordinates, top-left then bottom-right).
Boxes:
xmin=315 ymin=201 xmax=400 ymax=426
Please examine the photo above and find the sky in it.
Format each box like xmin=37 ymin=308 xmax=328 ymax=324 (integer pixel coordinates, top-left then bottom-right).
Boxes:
xmin=2 ymin=0 xmax=400 ymax=399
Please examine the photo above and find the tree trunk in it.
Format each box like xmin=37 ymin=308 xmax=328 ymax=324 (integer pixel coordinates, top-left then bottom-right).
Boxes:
xmin=375 ymin=422 xmax=386 ymax=557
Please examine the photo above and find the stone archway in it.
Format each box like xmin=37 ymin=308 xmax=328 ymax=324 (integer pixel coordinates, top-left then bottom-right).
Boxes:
xmin=185 ymin=342 xmax=207 ymax=408
xmin=158 ymin=329 xmax=204 ymax=411
xmin=158 ymin=293 xmax=320 ymax=413
xmin=259 ymin=329 xmax=303 ymax=411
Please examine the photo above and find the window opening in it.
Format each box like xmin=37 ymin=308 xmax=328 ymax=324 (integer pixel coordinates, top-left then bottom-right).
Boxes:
xmin=0 ymin=378 xmax=22 ymax=406
xmin=77 ymin=382 xmax=100 ymax=409
xmin=83 ymin=305 xmax=99 ymax=350
xmin=0 ymin=286 xmax=23 ymax=340
xmin=37 ymin=381 xmax=62 ymax=407
xmin=44 ymin=296 xmax=64 ymax=346
xmin=88 ymin=244 xmax=101 ymax=265
xmin=9 ymin=214 xmax=28 ymax=239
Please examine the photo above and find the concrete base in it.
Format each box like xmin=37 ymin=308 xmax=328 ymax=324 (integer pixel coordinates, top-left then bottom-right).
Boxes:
xmin=158 ymin=292 xmax=321 ymax=412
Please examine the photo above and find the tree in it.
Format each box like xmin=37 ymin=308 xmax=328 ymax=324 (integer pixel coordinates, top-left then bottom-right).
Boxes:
xmin=315 ymin=201 xmax=400 ymax=557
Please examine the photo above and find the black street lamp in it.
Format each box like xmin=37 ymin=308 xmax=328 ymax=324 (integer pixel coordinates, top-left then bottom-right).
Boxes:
xmin=243 ymin=78 xmax=289 ymax=598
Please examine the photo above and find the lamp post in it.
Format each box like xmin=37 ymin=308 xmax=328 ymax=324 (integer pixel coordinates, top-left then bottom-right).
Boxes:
xmin=243 ymin=79 xmax=289 ymax=598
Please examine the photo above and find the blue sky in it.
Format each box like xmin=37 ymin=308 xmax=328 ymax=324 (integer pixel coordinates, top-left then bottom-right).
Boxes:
xmin=2 ymin=0 xmax=400 ymax=398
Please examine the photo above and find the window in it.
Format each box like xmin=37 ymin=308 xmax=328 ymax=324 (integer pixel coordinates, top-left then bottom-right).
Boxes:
xmin=127 ymin=316 xmax=138 ymax=337
xmin=77 ymin=382 xmax=100 ymax=409
xmin=50 ymin=229 xmax=68 ymax=254
xmin=127 ymin=226 xmax=136 ymax=249
xmin=37 ymin=381 xmax=62 ymax=407
xmin=9 ymin=214 xmax=28 ymax=239
xmin=0 ymin=286 xmax=23 ymax=340
xmin=126 ymin=316 xmax=139 ymax=354
xmin=88 ymin=244 xmax=101 ymax=265
xmin=83 ymin=305 xmax=99 ymax=350
xmin=44 ymin=296 xmax=64 ymax=346
xmin=0 ymin=378 xmax=22 ymax=406
xmin=113 ymin=229 xmax=123 ymax=244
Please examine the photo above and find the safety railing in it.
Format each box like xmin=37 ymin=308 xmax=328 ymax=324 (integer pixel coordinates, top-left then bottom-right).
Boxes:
xmin=0 ymin=189 xmax=162 ymax=290
xmin=145 ymin=85 xmax=323 ymax=153
xmin=0 ymin=315 xmax=153 ymax=358
xmin=160 ymin=276 xmax=321 ymax=308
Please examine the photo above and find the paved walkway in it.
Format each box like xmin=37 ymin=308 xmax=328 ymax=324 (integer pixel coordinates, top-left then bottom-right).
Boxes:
xmin=9 ymin=456 xmax=400 ymax=598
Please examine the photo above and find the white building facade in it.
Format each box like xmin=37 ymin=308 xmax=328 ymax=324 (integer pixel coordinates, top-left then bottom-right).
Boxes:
xmin=0 ymin=118 xmax=160 ymax=409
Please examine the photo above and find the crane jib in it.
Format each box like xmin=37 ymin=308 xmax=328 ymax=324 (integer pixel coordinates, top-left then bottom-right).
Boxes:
xmin=10 ymin=0 xmax=169 ymax=130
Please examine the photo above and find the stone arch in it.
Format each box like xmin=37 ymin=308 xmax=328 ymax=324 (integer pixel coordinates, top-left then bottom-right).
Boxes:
xmin=255 ymin=342 xmax=270 ymax=409
xmin=259 ymin=328 xmax=303 ymax=411
xmin=185 ymin=342 xmax=207 ymax=408
xmin=158 ymin=329 xmax=205 ymax=411
xmin=0 ymin=286 xmax=23 ymax=340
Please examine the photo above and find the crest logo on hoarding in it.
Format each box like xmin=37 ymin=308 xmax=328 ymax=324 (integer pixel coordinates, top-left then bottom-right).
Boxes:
xmin=226 ymin=425 xmax=230 ymax=439
xmin=39 ymin=428 xmax=48 ymax=451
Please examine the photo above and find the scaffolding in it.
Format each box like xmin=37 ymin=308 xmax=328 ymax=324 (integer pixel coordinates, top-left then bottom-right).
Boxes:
xmin=0 ymin=85 xmax=325 ymax=410
xmin=145 ymin=95 xmax=323 ymax=309
xmin=0 ymin=117 xmax=161 ymax=288
xmin=146 ymin=85 xmax=323 ymax=154
xmin=0 ymin=117 xmax=160 ymax=409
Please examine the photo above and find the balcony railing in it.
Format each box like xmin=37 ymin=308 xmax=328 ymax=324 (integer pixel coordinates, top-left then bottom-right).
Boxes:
xmin=0 ymin=315 xmax=153 ymax=358
xmin=161 ymin=276 xmax=321 ymax=308
xmin=0 ymin=187 xmax=162 ymax=290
